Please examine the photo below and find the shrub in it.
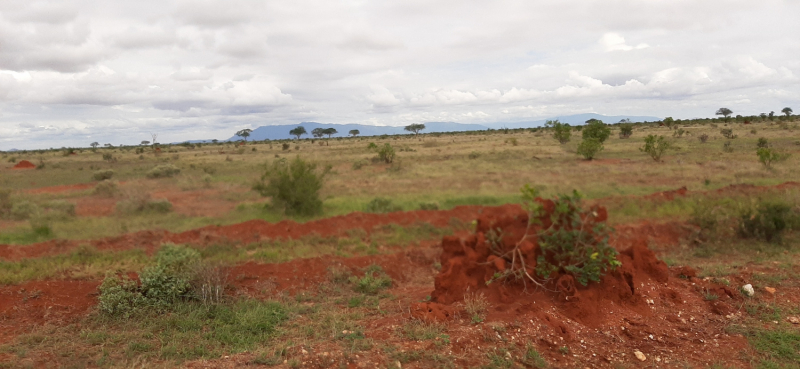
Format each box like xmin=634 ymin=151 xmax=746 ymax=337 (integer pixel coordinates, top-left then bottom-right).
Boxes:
xmin=98 ymin=275 xmax=145 ymax=317
xmin=720 ymin=129 xmax=737 ymax=139
xmin=202 ymin=166 xmax=217 ymax=175
xmin=349 ymin=265 xmax=392 ymax=294
xmin=93 ymin=169 xmax=114 ymax=181
xmin=140 ymin=245 xmax=201 ymax=307
xmin=102 ymin=153 xmax=114 ymax=162
xmin=42 ymin=200 xmax=76 ymax=220
xmin=756 ymin=137 xmax=769 ymax=149
xmin=418 ymin=202 xmax=439 ymax=211
xmin=723 ymin=141 xmax=734 ymax=153
xmin=757 ymin=147 xmax=790 ymax=169
xmin=143 ymin=199 xmax=173 ymax=213
xmin=377 ymin=143 xmax=396 ymax=163
xmin=545 ymin=120 xmax=571 ymax=144
xmin=699 ymin=134 xmax=709 ymax=143
xmin=738 ymin=201 xmax=794 ymax=242
xmin=618 ymin=124 xmax=633 ymax=139
xmin=352 ymin=160 xmax=367 ymax=170
xmin=640 ymin=135 xmax=671 ymax=161
xmin=146 ymin=164 xmax=181 ymax=178
xmin=468 ymin=151 xmax=480 ymax=159
xmin=367 ymin=142 xmax=378 ymax=150
xmin=365 ymin=197 xmax=402 ymax=213
xmin=582 ymin=120 xmax=611 ymax=143
xmin=10 ymin=200 xmax=40 ymax=220
xmin=532 ymin=191 xmax=620 ymax=286
xmin=252 ymin=157 xmax=328 ymax=216
xmin=116 ymin=191 xmax=172 ymax=214
xmin=281 ymin=143 xmax=290 ymax=151
xmin=672 ymin=128 xmax=686 ymax=138
xmin=0 ymin=189 xmax=13 ymax=219
xmin=576 ymin=138 xmax=603 ymax=160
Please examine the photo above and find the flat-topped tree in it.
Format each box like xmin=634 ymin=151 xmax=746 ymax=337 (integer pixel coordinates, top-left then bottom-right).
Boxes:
xmin=404 ymin=123 xmax=426 ymax=136
xmin=90 ymin=142 xmax=99 ymax=149
xmin=782 ymin=107 xmax=793 ymax=117
xmin=323 ymin=128 xmax=337 ymax=138
xmin=716 ymin=108 xmax=733 ymax=122
xmin=141 ymin=141 xmax=150 ymax=146
xmin=290 ymin=126 xmax=307 ymax=140
xmin=236 ymin=128 xmax=253 ymax=141
xmin=312 ymin=128 xmax=325 ymax=138
xmin=349 ymin=129 xmax=360 ymax=137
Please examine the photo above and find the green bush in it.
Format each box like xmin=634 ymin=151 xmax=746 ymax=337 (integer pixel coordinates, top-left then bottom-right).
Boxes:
xmin=576 ymin=138 xmax=603 ymax=160
xmin=41 ymin=200 xmax=76 ymax=220
xmin=367 ymin=142 xmax=378 ymax=150
xmin=545 ymin=119 xmax=571 ymax=144
xmin=418 ymin=202 xmax=439 ymax=211
xmin=757 ymin=147 xmax=790 ymax=169
xmin=757 ymin=137 xmax=769 ymax=148
xmin=10 ymin=200 xmax=40 ymax=220
xmin=468 ymin=151 xmax=480 ymax=159
xmin=253 ymin=157 xmax=328 ymax=216
xmin=146 ymin=164 xmax=181 ymax=178
xmin=350 ymin=265 xmax=392 ymax=294
xmin=531 ymin=190 xmax=620 ymax=286
xmin=618 ymin=124 xmax=633 ymax=139
xmin=365 ymin=197 xmax=402 ymax=213
xmin=640 ymin=135 xmax=671 ymax=161
xmin=98 ymin=275 xmax=145 ymax=317
xmin=582 ymin=120 xmax=611 ymax=143
xmin=738 ymin=201 xmax=795 ymax=242
xmin=143 ymin=199 xmax=173 ymax=213
xmin=378 ymin=143 xmax=396 ymax=163
xmin=93 ymin=169 xmax=115 ymax=181
xmin=116 ymin=193 xmax=172 ymax=214
xmin=720 ymin=128 xmax=737 ymax=139
xmin=93 ymin=180 xmax=119 ymax=197
xmin=140 ymin=245 xmax=201 ymax=307
xmin=352 ymin=160 xmax=367 ymax=170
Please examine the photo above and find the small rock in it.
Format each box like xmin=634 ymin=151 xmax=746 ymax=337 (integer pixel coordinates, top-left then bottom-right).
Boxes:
xmin=301 ymin=349 xmax=308 ymax=355
xmin=634 ymin=350 xmax=646 ymax=361
xmin=764 ymin=287 xmax=776 ymax=294
xmin=787 ymin=317 xmax=799 ymax=324
xmin=741 ymin=284 xmax=755 ymax=297
xmin=395 ymin=361 xmax=402 ymax=369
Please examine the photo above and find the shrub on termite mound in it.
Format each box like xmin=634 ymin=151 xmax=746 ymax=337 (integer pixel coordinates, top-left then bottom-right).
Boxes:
xmin=252 ymin=156 xmax=328 ymax=216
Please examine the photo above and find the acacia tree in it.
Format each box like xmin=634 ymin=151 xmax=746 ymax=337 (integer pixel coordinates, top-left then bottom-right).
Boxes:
xmin=311 ymin=128 xmax=325 ymax=138
xmin=141 ymin=141 xmax=150 ymax=146
xmin=236 ymin=128 xmax=253 ymax=141
xmin=90 ymin=142 xmax=99 ymax=149
xmin=582 ymin=120 xmax=611 ymax=143
xmin=716 ymin=108 xmax=733 ymax=122
xmin=349 ymin=129 xmax=360 ymax=137
xmin=662 ymin=117 xmax=675 ymax=129
xmin=290 ymin=126 xmax=307 ymax=139
xmin=323 ymin=128 xmax=338 ymax=138
xmin=404 ymin=123 xmax=426 ymax=136
xmin=782 ymin=107 xmax=793 ymax=117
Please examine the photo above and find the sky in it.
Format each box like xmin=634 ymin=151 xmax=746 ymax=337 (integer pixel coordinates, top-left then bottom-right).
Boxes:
xmin=1 ymin=0 xmax=798 ymax=149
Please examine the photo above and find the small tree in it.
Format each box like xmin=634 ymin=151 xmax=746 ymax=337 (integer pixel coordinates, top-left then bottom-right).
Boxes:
xmin=618 ymin=124 xmax=633 ymax=139
xmin=90 ymin=142 xmax=99 ymax=149
xmin=378 ymin=143 xmax=396 ymax=163
xmin=141 ymin=141 xmax=150 ymax=146
xmin=323 ymin=128 xmax=338 ymax=138
xmin=577 ymin=138 xmax=603 ymax=160
xmin=662 ymin=117 xmax=675 ymax=129
xmin=716 ymin=108 xmax=733 ymax=122
xmin=311 ymin=128 xmax=325 ymax=138
xmin=760 ymin=113 xmax=768 ymax=121
xmin=252 ymin=157 xmax=329 ymax=216
xmin=290 ymin=126 xmax=307 ymax=140
xmin=782 ymin=107 xmax=793 ymax=117
xmin=545 ymin=119 xmax=571 ymax=144
xmin=582 ymin=120 xmax=611 ymax=143
xmin=757 ymin=148 xmax=790 ymax=170
xmin=404 ymin=123 xmax=426 ymax=136
xmin=349 ymin=129 xmax=360 ymax=137
xmin=236 ymin=128 xmax=253 ymax=142
xmin=769 ymin=111 xmax=775 ymax=121
xmin=640 ymin=135 xmax=671 ymax=161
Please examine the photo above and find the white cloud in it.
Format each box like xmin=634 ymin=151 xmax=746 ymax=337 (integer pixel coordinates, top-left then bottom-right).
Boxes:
xmin=0 ymin=0 xmax=799 ymax=149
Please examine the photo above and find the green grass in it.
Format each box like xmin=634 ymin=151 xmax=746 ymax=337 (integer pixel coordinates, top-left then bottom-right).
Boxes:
xmin=0 ymin=246 xmax=148 ymax=285
xmin=746 ymin=328 xmax=800 ymax=368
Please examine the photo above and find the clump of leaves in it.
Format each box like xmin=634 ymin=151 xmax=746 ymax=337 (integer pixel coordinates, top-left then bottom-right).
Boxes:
xmin=757 ymin=147 xmax=790 ymax=169
xmin=364 ymin=197 xmax=402 ymax=213
xmin=533 ymin=191 xmax=620 ymax=286
xmin=640 ymin=134 xmax=671 ymax=161
xmin=545 ymin=119 xmax=571 ymax=144
xmin=350 ymin=265 xmax=392 ymax=294
xmin=378 ymin=143 xmax=396 ymax=163
xmin=576 ymin=137 xmax=603 ymax=160
xmin=253 ymin=157 xmax=329 ymax=216
xmin=738 ymin=201 xmax=795 ymax=243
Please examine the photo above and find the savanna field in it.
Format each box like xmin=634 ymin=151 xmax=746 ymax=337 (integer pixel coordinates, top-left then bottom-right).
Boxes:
xmin=1 ymin=119 xmax=800 ymax=368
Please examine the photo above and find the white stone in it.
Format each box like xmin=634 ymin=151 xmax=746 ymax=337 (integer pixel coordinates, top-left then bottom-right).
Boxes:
xmin=634 ymin=350 xmax=646 ymax=361
xmin=742 ymin=284 xmax=755 ymax=296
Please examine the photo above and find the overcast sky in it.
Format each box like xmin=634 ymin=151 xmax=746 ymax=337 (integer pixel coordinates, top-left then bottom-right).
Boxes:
xmin=1 ymin=0 xmax=798 ymax=149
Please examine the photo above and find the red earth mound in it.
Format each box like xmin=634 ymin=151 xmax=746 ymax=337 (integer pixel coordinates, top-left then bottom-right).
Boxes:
xmin=12 ymin=160 xmax=35 ymax=169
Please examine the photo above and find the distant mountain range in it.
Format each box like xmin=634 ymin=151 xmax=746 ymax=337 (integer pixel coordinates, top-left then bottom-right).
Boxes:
xmin=177 ymin=113 xmax=661 ymax=143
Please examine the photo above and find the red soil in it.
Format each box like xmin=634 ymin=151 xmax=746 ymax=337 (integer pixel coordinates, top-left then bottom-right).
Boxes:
xmin=11 ymin=160 xmax=35 ymax=169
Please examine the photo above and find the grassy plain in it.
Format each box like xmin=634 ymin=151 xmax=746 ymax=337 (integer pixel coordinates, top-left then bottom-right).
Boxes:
xmin=1 ymin=119 xmax=800 ymax=368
